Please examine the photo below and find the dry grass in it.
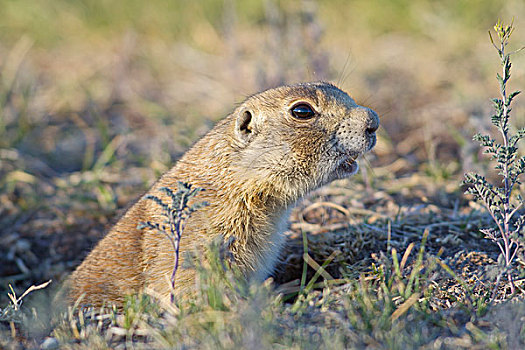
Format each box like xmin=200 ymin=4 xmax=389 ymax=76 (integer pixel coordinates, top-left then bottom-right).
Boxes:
xmin=1 ymin=0 xmax=525 ymax=348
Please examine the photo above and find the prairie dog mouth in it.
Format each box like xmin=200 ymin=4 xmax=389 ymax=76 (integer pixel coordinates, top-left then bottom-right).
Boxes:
xmin=338 ymin=154 xmax=359 ymax=176
xmin=346 ymin=155 xmax=357 ymax=165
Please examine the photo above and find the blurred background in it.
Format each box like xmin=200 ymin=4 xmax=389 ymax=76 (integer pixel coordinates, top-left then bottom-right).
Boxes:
xmin=0 ymin=0 xmax=524 ymax=298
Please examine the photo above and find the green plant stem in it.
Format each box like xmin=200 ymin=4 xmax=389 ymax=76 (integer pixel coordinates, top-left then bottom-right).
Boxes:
xmin=498 ymin=36 xmax=516 ymax=294
xmin=300 ymin=230 xmax=308 ymax=293
xmin=169 ymin=191 xmax=186 ymax=303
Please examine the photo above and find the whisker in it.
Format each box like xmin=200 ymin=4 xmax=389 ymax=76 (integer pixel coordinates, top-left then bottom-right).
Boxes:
xmin=362 ymin=155 xmax=376 ymax=178
xmin=337 ymin=50 xmax=353 ymax=87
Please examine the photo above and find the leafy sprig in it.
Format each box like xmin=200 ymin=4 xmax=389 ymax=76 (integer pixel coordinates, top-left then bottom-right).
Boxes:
xmin=138 ymin=182 xmax=208 ymax=303
xmin=463 ymin=20 xmax=525 ymax=295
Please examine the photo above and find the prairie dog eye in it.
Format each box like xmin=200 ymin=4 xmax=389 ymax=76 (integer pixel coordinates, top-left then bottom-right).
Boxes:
xmin=290 ymin=103 xmax=315 ymax=120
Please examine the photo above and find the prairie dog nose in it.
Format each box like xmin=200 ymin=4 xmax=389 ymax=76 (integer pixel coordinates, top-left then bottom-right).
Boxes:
xmin=365 ymin=108 xmax=380 ymax=134
xmin=350 ymin=106 xmax=380 ymax=135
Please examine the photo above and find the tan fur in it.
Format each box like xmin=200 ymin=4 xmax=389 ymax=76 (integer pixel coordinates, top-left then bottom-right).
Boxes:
xmin=68 ymin=82 xmax=379 ymax=306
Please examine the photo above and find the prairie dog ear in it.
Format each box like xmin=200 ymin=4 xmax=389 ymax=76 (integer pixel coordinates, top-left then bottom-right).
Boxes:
xmin=235 ymin=109 xmax=256 ymax=144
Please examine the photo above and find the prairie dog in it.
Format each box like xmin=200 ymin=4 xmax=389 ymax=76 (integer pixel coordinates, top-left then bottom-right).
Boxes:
xmin=68 ymin=82 xmax=379 ymax=306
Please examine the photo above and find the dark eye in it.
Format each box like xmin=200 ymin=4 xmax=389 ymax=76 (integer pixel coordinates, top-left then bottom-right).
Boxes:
xmin=290 ymin=103 xmax=315 ymax=120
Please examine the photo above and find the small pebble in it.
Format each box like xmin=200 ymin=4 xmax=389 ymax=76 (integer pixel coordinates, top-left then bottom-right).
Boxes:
xmin=40 ymin=337 xmax=59 ymax=350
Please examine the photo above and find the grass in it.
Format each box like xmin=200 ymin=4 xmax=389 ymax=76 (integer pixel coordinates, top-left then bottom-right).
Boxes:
xmin=1 ymin=233 xmax=514 ymax=348
xmin=1 ymin=0 xmax=525 ymax=348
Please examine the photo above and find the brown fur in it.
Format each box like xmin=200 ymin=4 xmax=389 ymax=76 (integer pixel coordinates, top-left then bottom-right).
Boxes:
xmin=67 ymin=82 xmax=379 ymax=306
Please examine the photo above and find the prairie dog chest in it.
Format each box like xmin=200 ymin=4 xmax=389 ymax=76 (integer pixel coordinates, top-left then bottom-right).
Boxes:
xmin=251 ymin=207 xmax=291 ymax=282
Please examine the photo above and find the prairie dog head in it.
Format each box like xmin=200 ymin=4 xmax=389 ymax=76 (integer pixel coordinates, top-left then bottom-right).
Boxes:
xmin=229 ymin=82 xmax=379 ymax=200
